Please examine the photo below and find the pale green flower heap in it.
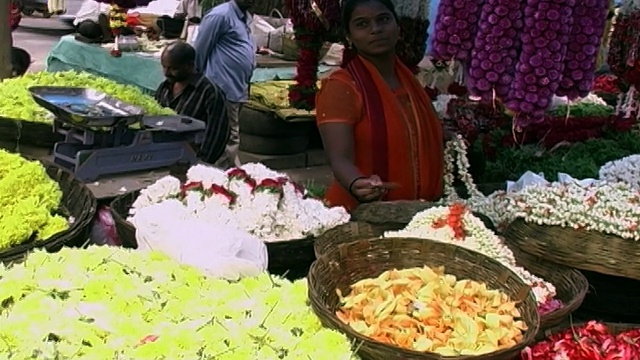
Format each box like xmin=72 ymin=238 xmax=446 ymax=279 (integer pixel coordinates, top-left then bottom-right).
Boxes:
xmin=0 ymin=246 xmax=357 ymax=359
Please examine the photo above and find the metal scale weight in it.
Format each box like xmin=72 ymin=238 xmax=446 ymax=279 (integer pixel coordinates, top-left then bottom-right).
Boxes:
xmin=29 ymin=86 xmax=206 ymax=182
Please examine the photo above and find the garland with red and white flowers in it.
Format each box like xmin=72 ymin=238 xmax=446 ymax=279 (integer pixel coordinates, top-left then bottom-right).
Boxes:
xmin=443 ymin=135 xmax=640 ymax=241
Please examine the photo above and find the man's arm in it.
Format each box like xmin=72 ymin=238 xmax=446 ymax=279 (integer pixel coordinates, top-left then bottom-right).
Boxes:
xmin=199 ymin=88 xmax=229 ymax=163
xmin=193 ymin=13 xmax=226 ymax=73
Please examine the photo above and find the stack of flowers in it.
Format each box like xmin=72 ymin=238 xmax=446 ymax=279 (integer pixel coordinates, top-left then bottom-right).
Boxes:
xmin=0 ymin=246 xmax=357 ymax=359
xmin=129 ymin=163 xmax=349 ymax=242
xmin=384 ymin=203 xmax=559 ymax=311
xmin=522 ymin=321 xmax=640 ymax=359
xmin=599 ymin=154 xmax=640 ymax=189
xmin=507 ymin=180 xmax=640 ymax=241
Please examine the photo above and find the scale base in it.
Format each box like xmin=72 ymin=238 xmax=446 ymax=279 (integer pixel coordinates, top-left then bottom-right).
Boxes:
xmin=53 ymin=141 xmax=199 ymax=183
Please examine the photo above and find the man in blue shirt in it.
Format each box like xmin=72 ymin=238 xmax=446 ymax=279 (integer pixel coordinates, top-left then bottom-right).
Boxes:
xmin=194 ymin=0 xmax=256 ymax=169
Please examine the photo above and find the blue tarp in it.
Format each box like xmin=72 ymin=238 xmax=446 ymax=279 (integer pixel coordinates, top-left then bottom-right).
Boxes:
xmin=426 ymin=0 xmax=439 ymax=53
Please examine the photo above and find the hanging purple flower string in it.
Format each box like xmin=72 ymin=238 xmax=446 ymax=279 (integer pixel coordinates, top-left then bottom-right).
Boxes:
xmin=430 ymin=0 xmax=485 ymax=62
xmin=468 ymin=0 xmax=526 ymax=102
xmin=506 ymin=0 xmax=576 ymax=129
xmin=555 ymin=0 xmax=610 ymax=100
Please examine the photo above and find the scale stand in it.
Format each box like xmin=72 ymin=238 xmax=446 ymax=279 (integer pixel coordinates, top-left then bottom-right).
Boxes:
xmin=52 ymin=116 xmax=205 ymax=182
xmin=28 ymin=86 xmax=207 ymax=182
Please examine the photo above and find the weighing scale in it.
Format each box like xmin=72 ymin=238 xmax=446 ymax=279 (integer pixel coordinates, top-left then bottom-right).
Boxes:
xmin=29 ymin=86 xmax=206 ymax=182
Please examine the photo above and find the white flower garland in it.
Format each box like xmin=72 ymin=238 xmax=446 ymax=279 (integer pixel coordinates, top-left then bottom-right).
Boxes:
xmin=129 ymin=163 xmax=350 ymax=242
xmin=506 ymin=181 xmax=640 ymax=241
xmin=599 ymin=154 xmax=640 ymax=189
xmin=384 ymin=205 xmax=556 ymax=304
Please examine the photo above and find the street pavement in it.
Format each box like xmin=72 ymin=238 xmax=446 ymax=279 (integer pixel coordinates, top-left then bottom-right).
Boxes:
xmin=12 ymin=0 xmax=82 ymax=71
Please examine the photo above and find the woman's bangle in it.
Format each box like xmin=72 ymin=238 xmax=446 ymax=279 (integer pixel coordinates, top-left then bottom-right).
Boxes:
xmin=348 ymin=176 xmax=367 ymax=196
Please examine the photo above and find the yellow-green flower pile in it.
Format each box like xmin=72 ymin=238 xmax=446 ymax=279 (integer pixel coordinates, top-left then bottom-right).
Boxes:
xmin=0 ymin=150 xmax=68 ymax=250
xmin=0 ymin=246 xmax=358 ymax=359
xmin=0 ymin=71 xmax=173 ymax=123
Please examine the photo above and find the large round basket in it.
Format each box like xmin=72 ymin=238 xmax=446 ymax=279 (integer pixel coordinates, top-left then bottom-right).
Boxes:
xmin=316 ymin=209 xmax=495 ymax=258
xmin=110 ymin=190 xmax=316 ymax=279
xmin=314 ymin=221 xmax=401 ymax=257
xmin=308 ymin=237 xmax=540 ymax=360
xmin=0 ymin=160 xmax=97 ymax=264
xmin=509 ymin=249 xmax=589 ymax=332
xmin=351 ymin=201 xmax=496 ymax=234
xmin=315 ymin=223 xmax=588 ymax=333
xmin=503 ymin=218 xmax=640 ymax=281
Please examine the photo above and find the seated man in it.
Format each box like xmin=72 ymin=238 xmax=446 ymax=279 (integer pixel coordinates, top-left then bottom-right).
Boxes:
xmin=73 ymin=0 xmax=134 ymax=43
xmin=155 ymin=42 xmax=230 ymax=165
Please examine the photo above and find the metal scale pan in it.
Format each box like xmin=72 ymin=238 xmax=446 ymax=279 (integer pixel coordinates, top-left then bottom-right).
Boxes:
xmin=28 ymin=86 xmax=206 ymax=182
xmin=29 ymin=86 xmax=144 ymax=129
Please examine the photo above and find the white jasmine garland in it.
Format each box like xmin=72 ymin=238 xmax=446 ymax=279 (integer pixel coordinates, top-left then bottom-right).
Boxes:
xmin=599 ymin=154 xmax=640 ymax=189
xmin=506 ymin=181 xmax=640 ymax=241
xmin=384 ymin=205 xmax=556 ymax=304
xmin=128 ymin=163 xmax=350 ymax=242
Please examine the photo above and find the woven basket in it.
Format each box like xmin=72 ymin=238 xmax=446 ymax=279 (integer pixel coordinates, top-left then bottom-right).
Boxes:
xmin=510 ymin=249 xmax=589 ymax=331
xmin=314 ymin=221 xmax=399 ymax=257
xmin=315 ymin=222 xmax=588 ymax=332
xmin=503 ymin=218 xmax=640 ymax=280
xmin=0 ymin=160 xmax=97 ymax=264
xmin=110 ymin=190 xmax=316 ymax=279
xmin=308 ymin=237 xmax=540 ymax=360
xmin=0 ymin=117 xmax=63 ymax=149
xmin=352 ymin=200 xmax=496 ymax=233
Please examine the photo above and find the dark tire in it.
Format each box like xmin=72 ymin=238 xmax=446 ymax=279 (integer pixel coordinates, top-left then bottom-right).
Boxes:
xmin=22 ymin=8 xmax=35 ymax=16
xmin=240 ymin=133 xmax=309 ymax=155
xmin=239 ymin=106 xmax=312 ymax=137
xmin=42 ymin=10 xmax=52 ymax=18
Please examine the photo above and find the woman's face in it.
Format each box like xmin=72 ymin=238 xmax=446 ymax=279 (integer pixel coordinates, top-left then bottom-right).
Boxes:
xmin=347 ymin=1 xmax=399 ymax=58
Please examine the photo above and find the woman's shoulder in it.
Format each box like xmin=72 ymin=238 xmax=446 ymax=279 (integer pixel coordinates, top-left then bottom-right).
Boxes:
xmin=321 ymin=69 xmax=359 ymax=90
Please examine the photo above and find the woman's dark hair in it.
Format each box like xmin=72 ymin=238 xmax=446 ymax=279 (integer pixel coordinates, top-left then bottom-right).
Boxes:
xmin=341 ymin=0 xmax=398 ymax=35
xmin=11 ymin=47 xmax=31 ymax=77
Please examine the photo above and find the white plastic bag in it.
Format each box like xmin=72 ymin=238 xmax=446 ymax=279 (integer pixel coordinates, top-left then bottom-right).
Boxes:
xmin=133 ymin=213 xmax=268 ymax=281
xmin=250 ymin=15 xmax=275 ymax=48
xmin=268 ymin=19 xmax=294 ymax=53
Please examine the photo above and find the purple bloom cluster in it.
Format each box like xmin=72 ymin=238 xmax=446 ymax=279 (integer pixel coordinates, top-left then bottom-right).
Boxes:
xmin=505 ymin=0 xmax=576 ymax=127
xmin=468 ymin=0 xmax=526 ymax=101
xmin=431 ymin=0 xmax=485 ymax=61
xmin=556 ymin=0 xmax=610 ymax=100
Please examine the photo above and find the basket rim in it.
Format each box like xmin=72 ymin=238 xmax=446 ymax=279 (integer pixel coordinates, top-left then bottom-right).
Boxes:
xmin=308 ymin=237 xmax=541 ymax=359
xmin=0 ymin=160 xmax=97 ymax=259
xmin=504 ymin=218 xmax=640 ymax=280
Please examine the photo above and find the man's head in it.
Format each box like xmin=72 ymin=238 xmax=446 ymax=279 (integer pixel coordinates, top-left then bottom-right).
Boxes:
xmin=160 ymin=41 xmax=196 ymax=83
xmin=233 ymin=0 xmax=254 ymax=12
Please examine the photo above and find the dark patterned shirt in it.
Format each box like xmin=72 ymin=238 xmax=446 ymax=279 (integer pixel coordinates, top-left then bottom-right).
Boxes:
xmin=155 ymin=73 xmax=229 ymax=164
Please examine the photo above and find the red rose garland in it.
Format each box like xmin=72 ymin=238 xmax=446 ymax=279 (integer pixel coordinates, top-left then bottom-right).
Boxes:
xmin=286 ymin=0 xmax=340 ymax=110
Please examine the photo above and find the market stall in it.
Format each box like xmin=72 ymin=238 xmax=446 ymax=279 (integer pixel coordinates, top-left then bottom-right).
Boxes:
xmin=3 ymin=0 xmax=640 ymax=357
xmin=45 ymin=35 xmax=335 ymax=94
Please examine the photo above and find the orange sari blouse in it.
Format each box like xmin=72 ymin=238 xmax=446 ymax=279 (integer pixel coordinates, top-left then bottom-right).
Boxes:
xmin=316 ymin=55 xmax=444 ymax=211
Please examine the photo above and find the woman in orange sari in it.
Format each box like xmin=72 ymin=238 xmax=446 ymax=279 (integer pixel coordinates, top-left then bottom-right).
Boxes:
xmin=316 ymin=0 xmax=445 ymax=211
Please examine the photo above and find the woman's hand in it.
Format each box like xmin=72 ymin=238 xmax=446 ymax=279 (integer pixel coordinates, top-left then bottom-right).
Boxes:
xmin=350 ymin=175 xmax=399 ymax=203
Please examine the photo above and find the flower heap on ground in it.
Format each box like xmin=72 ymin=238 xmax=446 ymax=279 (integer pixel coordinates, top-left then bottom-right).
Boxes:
xmin=384 ymin=203 xmax=557 ymax=308
xmin=507 ymin=180 xmax=640 ymax=240
xmin=599 ymin=154 xmax=640 ymax=189
xmin=0 ymin=247 xmax=357 ymax=359
xmin=130 ymin=163 xmax=349 ymax=241
xmin=0 ymin=150 xmax=69 ymax=251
